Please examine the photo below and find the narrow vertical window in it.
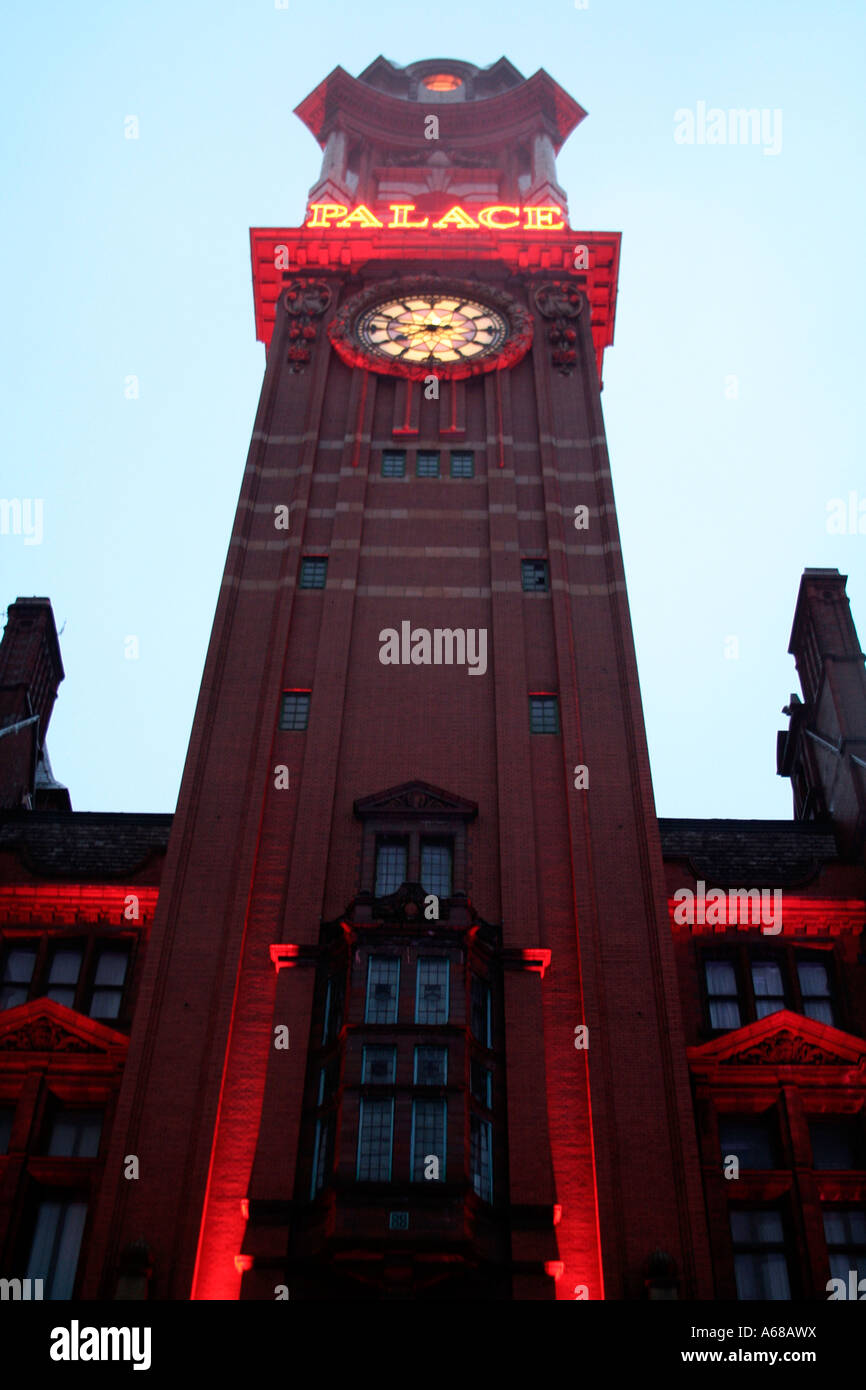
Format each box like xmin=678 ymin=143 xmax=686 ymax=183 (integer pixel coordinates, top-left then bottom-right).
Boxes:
xmin=415 ymin=958 xmax=449 ymax=1025
xmin=730 ymin=1210 xmax=792 ymax=1300
xmin=412 ymin=1099 xmax=446 ymax=1180
xmin=470 ymin=974 xmax=491 ymax=1046
xmin=279 ymin=691 xmax=311 ymax=730
xmin=0 ymin=946 xmax=37 ymax=1009
xmin=470 ymin=1115 xmax=493 ymax=1202
xmin=420 ymin=841 xmax=452 ymax=898
xmin=375 ymin=838 xmax=408 ymax=896
xmin=88 ymin=946 xmax=129 ymax=1019
xmin=299 ymin=557 xmax=328 ymax=589
xmin=751 ymin=960 xmax=785 ymax=1018
xmin=365 ymin=957 xmax=400 ymax=1025
xmin=45 ymin=948 xmax=83 ymax=1009
xmin=25 ymin=1198 xmax=88 ymax=1300
xmin=705 ymin=960 xmax=741 ymax=1029
xmin=356 ymin=1098 xmax=394 ymax=1181
xmin=798 ymin=959 xmax=834 ymax=1024
xmin=529 ymin=695 xmax=559 ymax=734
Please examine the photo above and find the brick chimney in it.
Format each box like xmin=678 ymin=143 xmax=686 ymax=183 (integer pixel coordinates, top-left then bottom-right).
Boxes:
xmin=0 ymin=597 xmax=69 ymax=809
xmin=777 ymin=569 xmax=866 ymax=859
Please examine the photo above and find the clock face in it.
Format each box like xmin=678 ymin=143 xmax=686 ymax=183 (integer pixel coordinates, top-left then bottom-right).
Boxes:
xmin=327 ymin=278 xmax=533 ymax=381
xmin=356 ymin=294 xmax=509 ymax=367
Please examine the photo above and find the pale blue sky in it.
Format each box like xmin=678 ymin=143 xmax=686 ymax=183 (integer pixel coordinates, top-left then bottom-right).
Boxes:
xmin=1 ymin=0 xmax=863 ymax=817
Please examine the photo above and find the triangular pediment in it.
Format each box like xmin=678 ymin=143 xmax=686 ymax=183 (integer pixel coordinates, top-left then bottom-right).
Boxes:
xmin=0 ymin=997 xmax=129 ymax=1056
xmin=354 ymin=780 xmax=477 ymax=819
xmin=687 ymin=1009 xmax=866 ymax=1070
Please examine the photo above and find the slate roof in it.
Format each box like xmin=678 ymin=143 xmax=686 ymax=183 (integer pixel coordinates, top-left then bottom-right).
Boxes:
xmin=0 ymin=811 xmax=173 ymax=879
xmin=658 ymin=818 xmax=841 ymax=888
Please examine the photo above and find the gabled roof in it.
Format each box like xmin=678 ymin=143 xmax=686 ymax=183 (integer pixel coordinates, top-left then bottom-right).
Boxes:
xmin=687 ymin=1009 xmax=866 ymax=1072
xmin=0 ymin=996 xmax=129 ymax=1058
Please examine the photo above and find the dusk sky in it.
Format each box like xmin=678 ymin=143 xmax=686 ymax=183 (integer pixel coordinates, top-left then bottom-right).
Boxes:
xmin=2 ymin=0 xmax=863 ymax=817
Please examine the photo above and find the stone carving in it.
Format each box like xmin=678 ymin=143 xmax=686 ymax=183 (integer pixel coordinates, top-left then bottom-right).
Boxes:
xmin=283 ymin=279 xmax=332 ymax=371
xmin=534 ymin=281 xmax=584 ymax=374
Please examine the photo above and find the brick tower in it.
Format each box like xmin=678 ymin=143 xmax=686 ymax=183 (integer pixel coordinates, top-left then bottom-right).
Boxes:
xmin=81 ymin=56 xmax=713 ymax=1301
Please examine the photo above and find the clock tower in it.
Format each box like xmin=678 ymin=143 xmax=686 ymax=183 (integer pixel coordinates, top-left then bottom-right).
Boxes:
xmin=82 ymin=56 xmax=713 ymax=1301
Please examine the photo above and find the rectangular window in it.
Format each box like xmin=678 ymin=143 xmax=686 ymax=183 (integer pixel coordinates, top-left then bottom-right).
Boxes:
xmin=809 ymin=1119 xmax=857 ymax=1171
xmin=311 ymin=1114 xmax=334 ymax=1197
xmin=529 ymin=695 xmax=559 ymax=734
xmin=88 ymin=946 xmax=129 ymax=1020
xmin=450 ymin=451 xmax=474 ymax=478
xmin=705 ymin=960 xmax=741 ymax=1030
xmin=363 ymin=1045 xmax=397 ymax=1085
xmin=365 ymin=957 xmax=400 ymax=1025
xmin=0 ymin=945 xmax=37 ymax=1010
xmin=470 ymin=975 xmax=491 ymax=1047
xmin=470 ymin=1114 xmax=493 ymax=1203
xmin=521 ymin=559 xmax=549 ymax=592
xmin=45 ymin=947 xmax=83 ymax=1009
xmin=470 ymin=1060 xmax=492 ymax=1108
xmin=415 ymin=958 xmax=449 ymax=1025
xmin=752 ymin=960 xmax=785 ymax=1019
xmin=420 ymin=841 xmax=452 ymax=898
xmin=414 ymin=1045 xmax=448 ymax=1086
xmin=824 ymin=1208 xmax=866 ymax=1284
xmin=299 ymin=557 xmax=328 ymax=589
xmin=317 ymin=1060 xmax=338 ymax=1106
xmin=412 ymin=1099 xmax=446 ymax=1181
xmin=0 ymin=1105 xmax=14 ymax=1154
xmin=375 ymin=838 xmax=407 ymax=896
xmin=730 ymin=1210 xmax=792 ymax=1300
xmin=416 ymin=451 xmax=440 ymax=478
xmin=356 ymin=1098 xmax=394 ymax=1181
xmin=25 ymin=1197 xmax=88 ymax=1300
xmin=47 ymin=1109 xmax=103 ymax=1159
xmin=718 ymin=1114 xmax=776 ymax=1169
xmin=798 ymin=959 xmax=834 ymax=1024
xmin=279 ymin=691 xmax=310 ymax=731
xmin=382 ymin=450 xmax=406 ymax=477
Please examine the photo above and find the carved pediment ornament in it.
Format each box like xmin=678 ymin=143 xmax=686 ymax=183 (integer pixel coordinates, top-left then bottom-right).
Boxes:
xmin=0 ymin=1018 xmax=101 ymax=1052
xmin=730 ymin=1030 xmax=840 ymax=1065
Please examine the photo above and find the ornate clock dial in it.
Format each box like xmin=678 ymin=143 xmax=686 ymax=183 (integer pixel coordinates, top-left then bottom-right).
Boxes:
xmin=326 ymin=278 xmax=533 ymax=381
xmin=356 ymin=294 xmax=509 ymax=366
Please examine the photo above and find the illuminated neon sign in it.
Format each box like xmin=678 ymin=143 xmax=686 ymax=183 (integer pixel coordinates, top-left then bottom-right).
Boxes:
xmin=305 ymin=202 xmax=567 ymax=231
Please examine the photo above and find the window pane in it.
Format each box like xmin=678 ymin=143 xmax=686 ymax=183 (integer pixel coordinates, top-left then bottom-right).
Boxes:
xmin=47 ymin=1109 xmax=103 ymax=1159
xmin=363 ymin=1045 xmax=397 ymax=1084
xmin=357 ymin=1098 xmax=393 ymax=1181
xmin=415 ymin=958 xmax=449 ymax=1024
xmin=810 ymin=1120 xmax=855 ymax=1171
xmin=450 ymin=452 xmax=474 ymax=478
xmin=710 ymin=1000 xmax=742 ymax=1029
xmin=382 ymin=451 xmax=406 ymax=477
xmin=824 ymin=1208 xmax=866 ymax=1246
xmin=416 ymin=452 xmax=440 ymax=477
xmin=752 ymin=961 xmax=784 ymax=998
xmin=412 ymin=1099 xmax=446 ymax=1180
xmin=471 ymin=1115 xmax=493 ymax=1202
xmin=415 ymin=1045 xmax=447 ymax=1085
xmin=706 ymin=961 xmax=737 ymax=995
xmin=1 ymin=946 xmax=38 ymax=1010
xmin=471 ymin=975 xmax=491 ymax=1045
xmin=311 ymin=1115 xmax=333 ymax=1196
xmin=278 ymin=692 xmax=310 ymax=730
xmin=470 ymin=1061 xmax=492 ymax=1107
xmin=93 ymin=949 xmax=128 ymax=987
xmin=798 ymin=962 xmax=830 ymax=997
xmin=365 ymin=957 xmax=399 ymax=1024
xmin=48 ymin=949 xmax=82 ymax=984
xmin=420 ymin=842 xmax=451 ymax=898
xmin=375 ymin=840 xmax=407 ymax=896
xmin=529 ymin=696 xmax=558 ymax=734
xmin=300 ymin=557 xmax=328 ymax=589
xmin=804 ymin=999 xmax=835 ymax=1025
xmin=734 ymin=1252 xmax=791 ymax=1301
xmin=26 ymin=1199 xmax=88 ymax=1300
xmin=521 ymin=559 xmax=549 ymax=592
xmin=730 ymin=1209 xmax=784 ymax=1243
xmin=719 ymin=1115 xmax=776 ymax=1169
